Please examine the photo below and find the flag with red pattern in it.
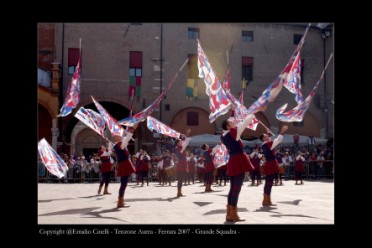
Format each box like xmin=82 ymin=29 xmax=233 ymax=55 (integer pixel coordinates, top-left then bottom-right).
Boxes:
xmin=58 ymin=59 xmax=81 ymax=117
xmin=197 ymin=41 xmax=231 ymax=122
xmin=91 ymin=96 xmax=126 ymax=137
xmin=246 ymin=24 xmax=310 ymax=115
xmin=147 ymin=116 xmax=181 ymax=139
xmin=212 ymin=144 xmax=229 ymax=168
xmin=38 ymin=138 xmax=68 ymax=178
xmin=75 ymin=107 xmax=106 ymax=137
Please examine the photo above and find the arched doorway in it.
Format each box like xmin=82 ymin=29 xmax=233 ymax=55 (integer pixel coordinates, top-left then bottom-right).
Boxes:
xmin=38 ymin=103 xmax=53 ymax=144
xmin=170 ymin=107 xmax=216 ymax=136
xmin=65 ymin=101 xmax=137 ymax=155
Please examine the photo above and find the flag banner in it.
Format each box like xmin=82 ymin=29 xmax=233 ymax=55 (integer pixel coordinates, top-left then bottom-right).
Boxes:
xmin=276 ymin=53 xmax=333 ymax=122
xmin=225 ymin=91 xmax=259 ymax=131
xmin=197 ymin=41 xmax=231 ymax=123
xmin=147 ymin=116 xmax=181 ymax=139
xmin=91 ymin=96 xmax=126 ymax=137
xmin=212 ymin=143 xmax=229 ymax=168
xmin=283 ymin=51 xmax=304 ymax=104
xmin=58 ymin=59 xmax=81 ymax=117
xmin=246 ymin=24 xmax=310 ymax=115
xmin=38 ymin=138 xmax=68 ymax=178
xmin=239 ymin=90 xmax=244 ymax=104
xmin=75 ymin=107 xmax=106 ymax=137
xmin=119 ymin=59 xmax=189 ymax=127
xmin=222 ymin=69 xmax=231 ymax=92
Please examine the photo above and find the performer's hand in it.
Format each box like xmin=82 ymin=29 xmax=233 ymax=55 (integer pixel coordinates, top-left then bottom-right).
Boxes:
xmin=280 ymin=125 xmax=288 ymax=134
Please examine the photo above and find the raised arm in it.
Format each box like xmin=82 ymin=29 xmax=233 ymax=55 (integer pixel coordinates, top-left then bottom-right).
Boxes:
xmin=271 ymin=125 xmax=288 ymax=150
xmin=236 ymin=114 xmax=255 ymax=141
xmin=120 ymin=123 xmax=138 ymax=149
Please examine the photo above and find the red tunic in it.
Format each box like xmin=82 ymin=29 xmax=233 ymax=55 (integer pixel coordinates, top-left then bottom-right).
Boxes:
xmin=262 ymin=141 xmax=279 ymax=175
xmin=175 ymin=146 xmax=188 ymax=172
xmin=115 ymin=143 xmax=136 ymax=177
xmin=204 ymin=148 xmax=215 ymax=173
xmin=295 ymin=159 xmax=305 ymax=172
xmin=98 ymin=151 xmax=112 ymax=173
xmin=138 ymin=156 xmax=150 ymax=172
xmin=222 ymin=127 xmax=254 ymax=176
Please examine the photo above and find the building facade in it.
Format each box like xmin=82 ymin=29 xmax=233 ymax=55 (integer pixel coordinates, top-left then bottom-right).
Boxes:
xmin=39 ymin=23 xmax=334 ymax=156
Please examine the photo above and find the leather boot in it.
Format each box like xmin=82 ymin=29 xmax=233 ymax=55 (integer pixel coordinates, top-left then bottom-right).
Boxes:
xmin=262 ymin=194 xmax=271 ymax=206
xmin=97 ymin=185 xmax=103 ymax=194
xmin=117 ymin=197 xmax=130 ymax=208
xmin=177 ymin=188 xmax=183 ymax=197
xmin=231 ymin=206 xmax=245 ymax=222
xmin=226 ymin=204 xmax=234 ymax=222
xmin=103 ymin=186 xmax=111 ymax=195
xmin=268 ymin=195 xmax=276 ymax=206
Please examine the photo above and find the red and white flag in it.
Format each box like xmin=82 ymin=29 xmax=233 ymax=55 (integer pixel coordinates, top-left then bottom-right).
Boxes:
xmin=38 ymin=138 xmax=68 ymax=178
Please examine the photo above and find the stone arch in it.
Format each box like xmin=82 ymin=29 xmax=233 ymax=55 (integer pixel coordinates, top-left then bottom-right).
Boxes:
xmin=64 ymin=100 xmax=130 ymax=143
xmin=170 ymin=107 xmax=216 ymax=135
xmin=279 ymin=111 xmax=321 ymax=137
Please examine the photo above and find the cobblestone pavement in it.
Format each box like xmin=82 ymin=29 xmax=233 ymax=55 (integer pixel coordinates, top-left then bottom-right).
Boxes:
xmin=38 ymin=179 xmax=334 ymax=225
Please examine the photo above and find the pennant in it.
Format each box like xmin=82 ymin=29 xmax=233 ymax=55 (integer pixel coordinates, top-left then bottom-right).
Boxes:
xmin=246 ymin=24 xmax=310 ymax=115
xmin=147 ymin=116 xmax=181 ymax=139
xmin=239 ymin=91 xmax=244 ymax=104
xmin=38 ymin=138 xmax=68 ymax=178
xmin=91 ymin=96 xmax=126 ymax=137
xmin=212 ymin=144 xmax=229 ymax=168
xmin=276 ymin=53 xmax=333 ymax=122
xmin=197 ymin=41 xmax=231 ymax=123
xmin=74 ymin=107 xmax=105 ymax=137
xmin=58 ymin=59 xmax=81 ymax=117
xmin=283 ymin=51 xmax=304 ymax=104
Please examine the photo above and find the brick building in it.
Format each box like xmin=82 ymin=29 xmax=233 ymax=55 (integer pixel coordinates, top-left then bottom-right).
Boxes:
xmin=38 ymin=23 xmax=334 ymax=157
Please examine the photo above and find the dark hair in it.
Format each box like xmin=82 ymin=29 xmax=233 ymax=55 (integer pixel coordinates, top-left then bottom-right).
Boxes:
xmin=221 ymin=120 xmax=229 ymax=130
xmin=259 ymin=134 xmax=265 ymax=141
xmin=201 ymin=144 xmax=208 ymax=150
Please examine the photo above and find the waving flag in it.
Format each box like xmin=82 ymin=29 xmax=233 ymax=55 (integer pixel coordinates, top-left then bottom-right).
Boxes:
xmin=246 ymin=24 xmax=310 ymax=115
xmin=147 ymin=116 xmax=181 ymax=139
xmin=212 ymin=144 xmax=229 ymax=168
xmin=58 ymin=59 xmax=81 ymax=117
xmin=283 ymin=51 xmax=303 ymax=104
xmin=75 ymin=107 xmax=105 ymax=137
xmin=198 ymin=41 xmax=231 ymax=123
xmin=276 ymin=53 xmax=333 ymax=122
xmin=119 ymin=59 xmax=189 ymax=126
xmin=91 ymin=96 xmax=126 ymax=137
xmin=38 ymin=138 xmax=68 ymax=178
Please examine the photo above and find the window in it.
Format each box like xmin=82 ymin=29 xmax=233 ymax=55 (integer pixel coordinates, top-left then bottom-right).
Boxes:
xmin=242 ymin=31 xmax=253 ymax=42
xmin=293 ymin=121 xmax=304 ymax=127
xmin=68 ymin=48 xmax=80 ymax=75
xmin=129 ymin=51 xmax=143 ymax=98
xmin=293 ymin=34 xmax=303 ymax=45
xmin=301 ymin=59 xmax=304 ymax=84
xmin=242 ymin=56 xmax=253 ymax=82
xmin=187 ymin=112 xmax=199 ymax=126
xmin=188 ymin=27 xmax=199 ymax=39
xmin=165 ymin=104 xmax=170 ymax=111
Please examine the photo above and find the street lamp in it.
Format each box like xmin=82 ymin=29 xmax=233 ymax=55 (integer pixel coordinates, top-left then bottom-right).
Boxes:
xmin=322 ymin=28 xmax=331 ymax=138
xmin=159 ymin=23 xmax=163 ymax=122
